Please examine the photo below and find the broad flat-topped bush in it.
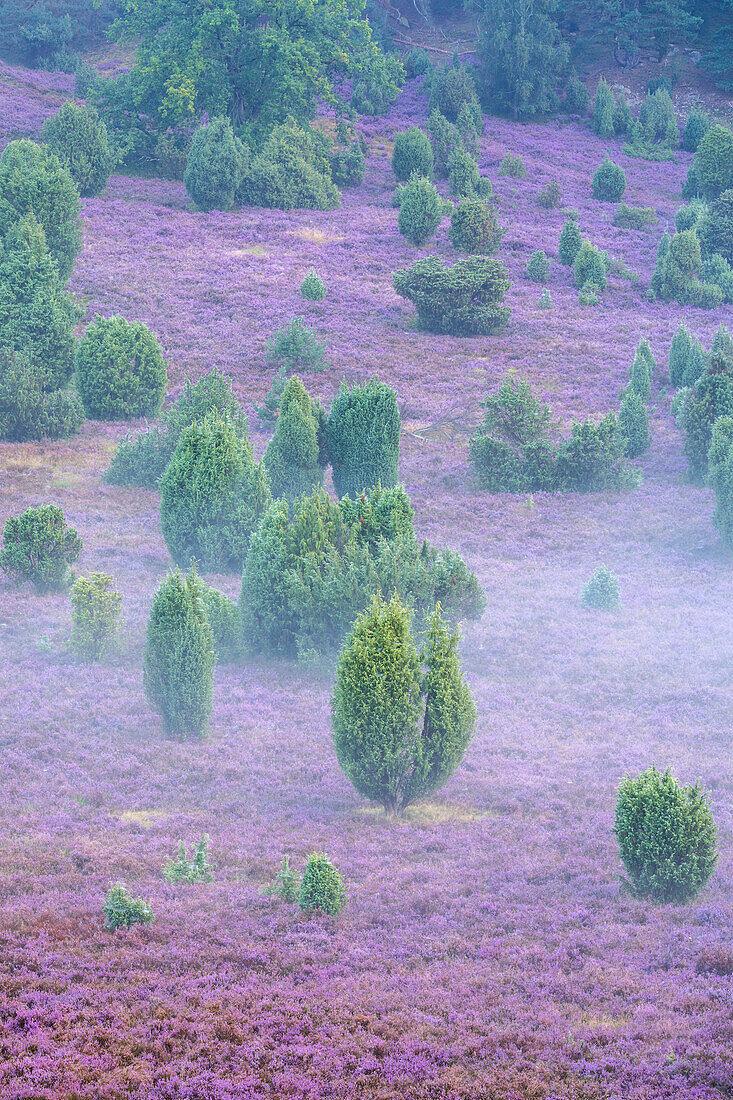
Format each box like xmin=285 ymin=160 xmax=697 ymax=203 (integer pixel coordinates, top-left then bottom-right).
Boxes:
xmin=160 ymin=413 xmax=270 ymax=573
xmin=76 ymin=316 xmax=167 ymax=421
xmin=240 ymin=484 xmax=485 ymax=660
xmin=393 ymin=255 xmax=511 ymax=336
xmin=41 ymin=101 xmax=112 ymax=198
xmin=615 ymin=766 xmax=717 ymax=904
xmin=332 ymin=594 xmax=476 ymax=816
xmin=1 ymin=504 xmax=81 ymax=592
xmin=144 ymin=569 xmax=214 ymax=740
xmin=326 ymin=378 xmax=400 ymax=500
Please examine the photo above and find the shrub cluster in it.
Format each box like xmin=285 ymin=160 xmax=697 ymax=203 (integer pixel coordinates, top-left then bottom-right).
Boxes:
xmin=449 ymin=197 xmax=502 ymax=255
xmin=709 ymin=416 xmax=733 ymax=548
xmin=428 ymin=64 xmax=481 ymax=125
xmin=240 ymin=484 xmax=485 ymax=660
xmin=681 ymin=348 xmax=733 ymax=481
xmin=537 ymin=179 xmax=561 ymax=209
xmin=612 ymin=204 xmax=657 ymax=230
xmin=238 ymin=118 xmax=339 ymax=211
xmin=393 ymin=256 xmax=511 ymax=336
xmin=392 ymin=127 xmax=433 ymax=181
xmin=163 ymin=836 xmax=212 ymax=884
xmin=498 ymin=153 xmax=527 ymax=178
xmin=397 ymin=174 xmax=442 ymax=246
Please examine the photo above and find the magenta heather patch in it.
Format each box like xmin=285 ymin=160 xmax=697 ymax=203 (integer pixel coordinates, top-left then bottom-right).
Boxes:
xmin=0 ymin=67 xmax=731 ymax=1100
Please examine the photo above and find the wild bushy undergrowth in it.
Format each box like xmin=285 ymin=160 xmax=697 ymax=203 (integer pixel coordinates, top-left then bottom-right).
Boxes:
xmin=70 ymin=572 xmax=122 ymax=661
xmin=103 ymin=883 xmax=154 ymax=931
xmin=393 ymin=256 xmax=511 ymax=336
xmin=615 ymin=767 xmax=717 ymax=904
xmin=1 ymin=504 xmax=81 ymax=592
xmin=326 ymin=379 xmax=400 ymax=500
xmin=75 ymin=316 xmax=167 ymax=421
xmin=332 ymin=594 xmax=476 ymax=815
xmin=240 ymin=485 xmax=485 ymax=660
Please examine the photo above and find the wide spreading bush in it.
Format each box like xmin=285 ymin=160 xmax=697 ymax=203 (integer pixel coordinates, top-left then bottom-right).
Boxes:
xmin=709 ymin=416 xmax=733 ymax=549
xmin=184 ymin=116 xmax=246 ymax=211
xmin=397 ymin=175 xmax=442 ymax=246
xmin=240 ymin=485 xmax=485 ymax=660
xmin=592 ymin=156 xmax=626 ymax=202
xmin=160 ymin=414 xmax=270 ymax=572
xmin=694 ymin=124 xmax=733 ymax=200
xmin=298 ymin=853 xmax=346 ymax=916
xmin=0 ymin=214 xmax=79 ymax=392
xmin=449 ymin=197 xmax=502 ymax=254
xmin=392 ymin=126 xmax=433 ymax=182
xmin=332 ymin=593 xmax=476 ymax=815
xmin=70 ymin=572 xmax=122 ymax=661
xmin=143 ymin=569 xmax=214 ymax=739
xmin=263 ymin=376 xmax=327 ymax=502
xmin=0 ymin=138 xmax=81 ymax=280
xmin=615 ymin=766 xmax=717 ymax=904
xmin=582 ymin=565 xmax=620 ymax=610
xmin=1 ymin=504 xmax=81 ymax=592
xmin=681 ymin=349 xmax=733 ymax=481
xmin=237 ymin=118 xmax=338 ymax=211
xmin=613 ymin=204 xmax=657 ymax=230
xmin=326 ymin=378 xmax=400 ymax=500
xmin=0 ymin=353 xmax=83 ymax=442
xmin=75 ymin=315 xmax=167 ymax=421
xmin=41 ymin=101 xmax=112 ymax=197
xmin=105 ymin=368 xmax=248 ymax=489
xmin=558 ymin=217 xmax=582 ymax=265
xmin=393 ymin=255 xmax=510 ymax=336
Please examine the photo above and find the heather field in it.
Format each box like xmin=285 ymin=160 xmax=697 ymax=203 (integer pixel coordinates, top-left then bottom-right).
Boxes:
xmin=1 ymin=64 xmax=732 ymax=1100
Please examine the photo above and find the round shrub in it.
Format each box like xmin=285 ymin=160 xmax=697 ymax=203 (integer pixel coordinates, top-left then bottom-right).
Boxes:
xmin=71 ymin=572 xmax=122 ymax=661
xmin=326 ymin=378 xmax=400 ymax=499
xmin=263 ymin=376 xmax=326 ymax=502
xmin=619 ymin=389 xmax=650 ymax=458
xmin=615 ymin=766 xmax=717 ymax=903
xmin=592 ymin=156 xmax=626 ymax=202
xmin=670 ymin=229 xmax=702 ymax=275
xmin=300 ymin=270 xmax=326 ymax=300
xmin=0 ymin=214 xmax=79 ymax=391
xmin=695 ymin=124 xmax=733 ymax=199
xmin=237 ymin=118 xmax=339 ymax=211
xmin=298 ymin=853 xmax=346 ymax=916
xmin=1 ymin=504 xmax=81 ymax=592
xmin=0 ymin=139 xmax=81 ymax=281
xmin=392 ymin=126 xmax=433 ymax=182
xmin=41 ymin=101 xmax=112 ymax=197
xmin=526 ymin=250 xmax=550 ymax=282
xmin=574 ymin=240 xmax=606 ymax=290
xmin=447 ymin=146 xmax=481 ymax=198
xmin=332 ymin=594 xmax=476 ymax=815
xmin=559 ymin=217 xmax=582 ymax=265
xmin=397 ymin=175 xmax=442 ymax=246
xmin=143 ymin=569 xmax=214 ymax=740
xmin=682 ymin=107 xmax=710 ymax=153
xmin=449 ymin=197 xmax=502 ymax=254
xmin=581 ymin=565 xmax=620 ymax=609
xmin=160 ymin=415 xmax=271 ymax=572
xmin=75 ymin=316 xmax=167 ymax=420
xmin=265 ymin=317 xmax=326 ymax=374
xmin=103 ymin=883 xmax=154 ymax=932
xmin=184 ymin=117 xmax=245 ymax=211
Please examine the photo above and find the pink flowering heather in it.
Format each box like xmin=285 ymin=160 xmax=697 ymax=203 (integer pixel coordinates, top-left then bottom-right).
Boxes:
xmin=0 ymin=65 xmax=731 ymax=1100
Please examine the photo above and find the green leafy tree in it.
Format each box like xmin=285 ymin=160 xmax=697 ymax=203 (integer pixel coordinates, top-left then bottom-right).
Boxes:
xmin=75 ymin=315 xmax=168 ymax=421
xmin=184 ymin=116 xmax=246 ymax=210
xmin=471 ymin=0 xmax=569 ymax=119
xmin=1 ymin=504 xmax=81 ymax=592
xmin=298 ymin=853 xmax=347 ymax=915
xmin=263 ymin=376 xmax=327 ymax=502
xmin=326 ymin=378 xmax=400 ymax=499
xmin=701 ymin=3 xmax=733 ymax=92
xmin=615 ymin=766 xmax=717 ymax=904
xmin=428 ymin=63 xmax=481 ymax=124
xmin=397 ymin=174 xmax=442 ymax=247
xmin=0 ymin=139 xmax=81 ymax=281
xmin=41 ymin=101 xmax=112 ymax=197
xmin=0 ymin=214 xmax=79 ymax=392
xmin=160 ymin=414 xmax=271 ymax=572
xmin=71 ymin=572 xmax=122 ymax=660
xmin=575 ymin=0 xmax=699 ymax=67
xmin=393 ymin=255 xmax=511 ymax=336
xmin=143 ymin=568 xmax=214 ymax=739
xmin=332 ymin=594 xmax=475 ymax=815
xmin=392 ymin=126 xmax=433 ymax=182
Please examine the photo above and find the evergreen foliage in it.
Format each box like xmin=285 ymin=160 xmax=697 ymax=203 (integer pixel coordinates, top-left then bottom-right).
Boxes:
xmin=184 ymin=117 xmax=246 ymax=210
xmin=41 ymin=101 xmax=112 ymax=197
xmin=669 ymin=321 xmax=704 ymax=387
xmin=199 ymin=583 xmax=241 ymax=663
xmin=160 ymin=415 xmax=270 ymax=572
xmin=70 ymin=572 xmax=122 ymax=661
xmin=265 ymin=317 xmax=326 ymax=375
xmin=397 ymin=174 xmax=442 ymax=246
xmin=326 ymin=379 xmax=400 ymax=500
xmin=300 ymin=271 xmax=326 ymax=301
xmin=694 ymin=124 xmax=733 ymax=200
xmin=613 ymin=204 xmax=657 ymax=230
xmin=428 ymin=63 xmax=481 ymax=124
xmin=263 ymin=376 xmax=327 ymax=502
xmin=629 ymin=339 xmax=655 ymax=400
xmin=449 ymin=197 xmax=502 ymax=254
xmin=330 ymin=138 xmax=365 ymax=187
xmin=263 ymin=856 xmax=299 ymax=902
xmin=574 ymin=240 xmax=607 ymax=290
xmin=0 ymin=138 xmax=81 ymax=281
xmin=558 ymin=216 xmax=582 ymax=265
xmin=698 ymin=189 xmax=733 ymax=266
xmin=393 ymin=255 xmax=511 ymax=336
xmin=619 ymin=389 xmax=651 ymax=458
xmin=681 ymin=350 xmax=733 ymax=482
xmin=392 ymin=127 xmax=433 ymax=182
xmin=537 ymin=179 xmax=561 ymax=208
xmin=75 ymin=316 xmax=168 ymax=421
xmin=0 ymin=353 xmax=83 ymax=442
xmin=427 ymin=109 xmax=464 ymax=179
xmin=592 ymin=79 xmax=615 ymax=138
xmin=163 ymin=836 xmax=212 ymax=883
xmin=103 ymin=883 xmax=154 ymax=931
xmin=709 ymin=415 xmax=733 ymax=549
xmin=592 ymin=156 xmax=626 ymax=202
xmin=1 ymin=504 xmax=81 ymax=592
xmin=615 ymin=767 xmax=717 ymax=904
xmin=332 ymin=594 xmax=476 ymax=815
xmin=526 ymin=250 xmax=550 ymax=282
xmin=237 ymin=118 xmax=339 ymax=211
xmin=143 ymin=569 xmax=214 ymax=740
xmin=682 ymin=107 xmax=710 ymax=153
xmin=581 ymin=565 xmax=620 ymax=609
xmin=298 ymin=853 xmax=347 ymax=915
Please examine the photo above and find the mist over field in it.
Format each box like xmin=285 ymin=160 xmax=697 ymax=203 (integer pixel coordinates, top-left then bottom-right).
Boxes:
xmin=0 ymin=3 xmax=731 ymax=1097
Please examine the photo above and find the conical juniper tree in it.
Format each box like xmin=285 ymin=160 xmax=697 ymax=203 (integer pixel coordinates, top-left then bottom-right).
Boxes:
xmin=332 ymin=593 xmax=476 ymax=816
xmin=143 ymin=568 xmax=214 ymax=740
xmin=263 ymin=376 xmax=327 ymax=502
